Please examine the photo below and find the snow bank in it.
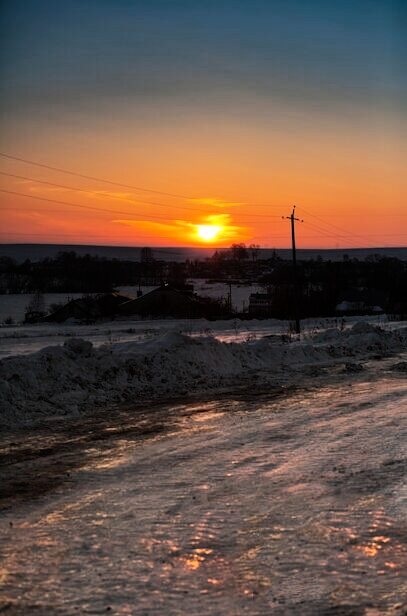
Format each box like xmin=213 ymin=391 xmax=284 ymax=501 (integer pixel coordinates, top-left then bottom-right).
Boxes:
xmin=1 ymin=323 xmax=406 ymax=428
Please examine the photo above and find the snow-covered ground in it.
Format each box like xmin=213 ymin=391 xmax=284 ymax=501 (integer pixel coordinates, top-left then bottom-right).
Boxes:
xmin=190 ymin=279 xmax=264 ymax=312
xmin=1 ymin=290 xmax=406 ymax=613
xmin=0 ymin=361 xmax=406 ymax=614
xmin=0 ymin=305 xmax=392 ymax=359
xmin=1 ymin=319 xmax=406 ymax=429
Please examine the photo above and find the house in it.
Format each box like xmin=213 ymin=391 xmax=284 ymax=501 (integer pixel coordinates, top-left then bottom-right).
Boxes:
xmin=335 ymin=289 xmax=385 ymax=316
xmin=335 ymin=300 xmax=367 ymax=315
xmin=119 ymin=284 xmax=227 ymax=319
xmin=43 ymin=291 xmax=133 ymax=323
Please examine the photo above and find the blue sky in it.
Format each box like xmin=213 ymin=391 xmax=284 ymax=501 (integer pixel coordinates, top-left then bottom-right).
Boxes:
xmin=1 ymin=0 xmax=405 ymax=115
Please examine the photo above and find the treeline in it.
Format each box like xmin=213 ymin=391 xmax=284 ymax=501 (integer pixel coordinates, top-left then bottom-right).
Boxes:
xmin=0 ymin=249 xmax=406 ymax=318
xmin=0 ymin=247 xmax=268 ymax=293
xmin=259 ymin=256 xmax=407 ymax=318
xmin=0 ymin=252 xmax=139 ymax=293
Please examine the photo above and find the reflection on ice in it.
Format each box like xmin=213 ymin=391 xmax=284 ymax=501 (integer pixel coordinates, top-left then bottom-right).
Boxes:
xmin=0 ymin=373 xmax=406 ymax=614
xmin=182 ymin=548 xmax=213 ymax=571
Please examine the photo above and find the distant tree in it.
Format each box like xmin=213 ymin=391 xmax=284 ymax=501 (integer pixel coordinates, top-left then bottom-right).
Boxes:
xmin=231 ymin=243 xmax=248 ymax=261
xmin=248 ymin=244 xmax=260 ymax=261
xmin=0 ymin=257 xmax=16 ymax=272
xmin=49 ymin=301 xmax=66 ymax=314
xmin=24 ymin=290 xmax=46 ymax=323
xmin=141 ymin=247 xmax=154 ymax=263
xmin=211 ymin=249 xmax=230 ymax=261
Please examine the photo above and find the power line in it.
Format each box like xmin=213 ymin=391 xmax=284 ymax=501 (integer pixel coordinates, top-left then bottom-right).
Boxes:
xmin=2 ymin=230 xmax=404 ymax=246
xmin=0 ymin=152 xmax=293 ymax=212
xmin=0 ymin=231 xmax=216 ymax=243
xmin=0 ymin=189 xmax=187 ymax=222
xmin=0 ymin=188 xmax=285 ymax=221
xmin=1 ymin=153 xmax=403 ymax=246
xmin=2 ymin=151 xmax=405 ymax=218
xmin=301 ymin=220 xmax=364 ymax=248
xmin=296 ymin=206 xmax=378 ymax=245
xmin=0 ymin=171 xmax=214 ymax=214
xmin=303 ymin=213 xmax=407 ymax=244
xmin=0 ymin=152 xmax=192 ymax=200
xmin=1 ymin=171 xmax=285 ymax=218
xmin=0 ymin=194 xmax=407 ymax=248
xmin=301 ymin=220 xmax=379 ymax=248
xmin=2 ymin=190 xmax=404 ymax=245
xmin=0 ymin=232 xmax=376 ymax=243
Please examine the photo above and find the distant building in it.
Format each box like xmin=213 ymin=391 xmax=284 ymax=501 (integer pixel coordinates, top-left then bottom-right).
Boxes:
xmin=43 ymin=291 xmax=133 ymax=323
xmin=119 ymin=284 xmax=227 ymax=319
xmin=335 ymin=289 xmax=385 ymax=316
xmin=335 ymin=300 xmax=366 ymax=315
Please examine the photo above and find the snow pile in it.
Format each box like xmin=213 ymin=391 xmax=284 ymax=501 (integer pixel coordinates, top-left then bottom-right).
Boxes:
xmin=314 ymin=322 xmax=407 ymax=357
xmin=1 ymin=323 xmax=406 ymax=428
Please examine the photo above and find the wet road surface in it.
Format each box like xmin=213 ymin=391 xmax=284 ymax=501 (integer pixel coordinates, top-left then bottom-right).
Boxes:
xmin=0 ymin=368 xmax=406 ymax=615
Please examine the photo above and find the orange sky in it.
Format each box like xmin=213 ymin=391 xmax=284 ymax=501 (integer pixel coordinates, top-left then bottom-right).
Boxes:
xmin=1 ymin=1 xmax=406 ymax=249
xmin=1 ymin=105 xmax=406 ymax=248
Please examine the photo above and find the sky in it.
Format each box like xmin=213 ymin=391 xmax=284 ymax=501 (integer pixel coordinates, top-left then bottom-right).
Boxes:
xmin=0 ymin=0 xmax=406 ymax=248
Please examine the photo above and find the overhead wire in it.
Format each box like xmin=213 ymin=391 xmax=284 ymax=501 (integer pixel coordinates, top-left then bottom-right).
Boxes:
xmin=0 ymin=171 xmax=281 ymax=218
xmin=0 ymin=152 xmax=289 ymax=211
xmin=296 ymin=206 xmax=379 ymax=245
xmin=0 ymin=152 xmax=191 ymax=200
xmin=301 ymin=220 xmax=365 ymax=248
xmin=0 ymin=189 xmax=192 ymax=222
xmin=0 ymin=188 xmax=287 ymax=221
xmin=1 ymin=152 xmax=404 ymax=247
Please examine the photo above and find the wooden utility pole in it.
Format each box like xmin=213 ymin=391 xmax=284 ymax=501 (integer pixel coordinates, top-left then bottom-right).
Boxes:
xmin=228 ymin=280 xmax=233 ymax=314
xmin=284 ymin=206 xmax=303 ymax=334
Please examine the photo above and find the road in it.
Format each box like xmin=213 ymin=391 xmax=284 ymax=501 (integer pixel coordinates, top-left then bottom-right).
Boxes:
xmin=0 ymin=363 xmax=406 ymax=615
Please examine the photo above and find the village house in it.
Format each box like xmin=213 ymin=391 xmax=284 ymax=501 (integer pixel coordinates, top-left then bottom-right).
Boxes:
xmin=43 ymin=291 xmax=133 ymax=323
xmin=118 ymin=284 xmax=227 ymax=319
xmin=335 ymin=289 xmax=385 ymax=316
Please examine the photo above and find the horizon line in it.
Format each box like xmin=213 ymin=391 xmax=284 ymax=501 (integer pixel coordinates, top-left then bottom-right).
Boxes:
xmin=1 ymin=242 xmax=406 ymax=251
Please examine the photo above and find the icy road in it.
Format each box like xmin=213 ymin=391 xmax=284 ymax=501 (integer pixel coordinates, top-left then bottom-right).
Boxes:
xmin=1 ymin=364 xmax=406 ymax=615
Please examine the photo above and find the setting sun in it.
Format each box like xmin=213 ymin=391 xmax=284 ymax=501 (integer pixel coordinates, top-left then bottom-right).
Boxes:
xmin=196 ymin=224 xmax=222 ymax=242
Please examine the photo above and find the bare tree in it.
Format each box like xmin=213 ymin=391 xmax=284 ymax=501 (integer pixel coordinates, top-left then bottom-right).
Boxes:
xmin=231 ymin=243 xmax=248 ymax=261
xmin=24 ymin=290 xmax=46 ymax=323
xmin=248 ymin=243 xmax=260 ymax=261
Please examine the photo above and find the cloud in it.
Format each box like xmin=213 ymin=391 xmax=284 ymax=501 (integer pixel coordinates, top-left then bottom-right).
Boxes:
xmin=188 ymin=197 xmax=244 ymax=209
xmin=113 ymin=213 xmax=250 ymax=243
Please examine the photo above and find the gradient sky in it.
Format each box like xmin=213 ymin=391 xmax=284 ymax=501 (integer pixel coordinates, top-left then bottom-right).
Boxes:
xmin=0 ymin=0 xmax=406 ymax=247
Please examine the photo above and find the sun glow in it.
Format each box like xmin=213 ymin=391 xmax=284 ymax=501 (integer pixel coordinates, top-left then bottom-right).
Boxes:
xmin=196 ymin=224 xmax=222 ymax=242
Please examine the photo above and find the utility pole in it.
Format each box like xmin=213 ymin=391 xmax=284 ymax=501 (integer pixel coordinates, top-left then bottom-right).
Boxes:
xmin=284 ymin=206 xmax=303 ymax=334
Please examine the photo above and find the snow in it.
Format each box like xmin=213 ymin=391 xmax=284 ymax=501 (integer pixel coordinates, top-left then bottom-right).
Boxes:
xmin=1 ymin=321 xmax=406 ymax=428
xmin=190 ymin=279 xmax=264 ymax=312
xmin=1 ymin=368 xmax=406 ymax=614
xmin=0 ymin=309 xmax=393 ymax=358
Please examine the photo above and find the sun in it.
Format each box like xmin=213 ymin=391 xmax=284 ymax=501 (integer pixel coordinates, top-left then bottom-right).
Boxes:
xmin=196 ymin=224 xmax=222 ymax=242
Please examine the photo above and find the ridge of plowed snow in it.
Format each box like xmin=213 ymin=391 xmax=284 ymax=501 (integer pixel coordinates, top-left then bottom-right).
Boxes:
xmin=1 ymin=323 xmax=406 ymax=427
